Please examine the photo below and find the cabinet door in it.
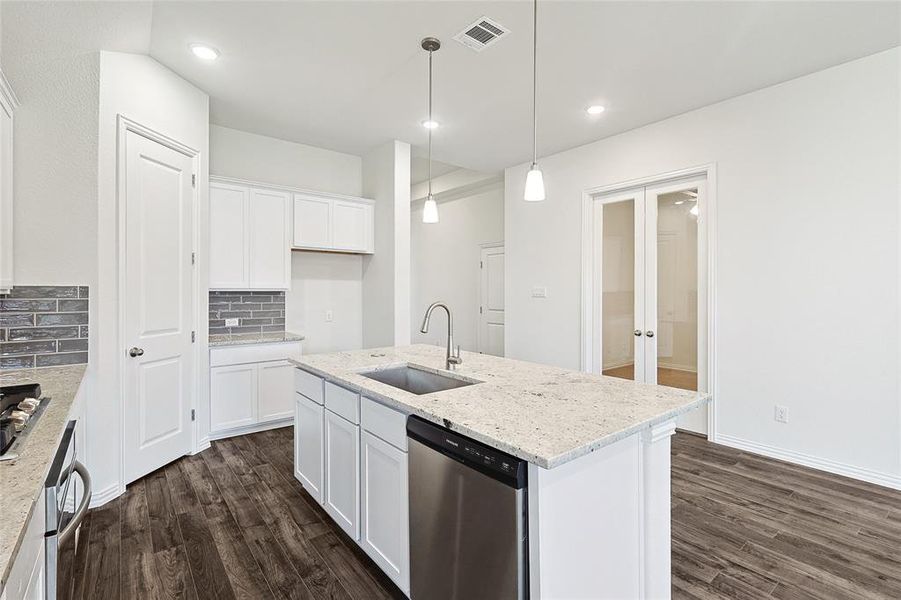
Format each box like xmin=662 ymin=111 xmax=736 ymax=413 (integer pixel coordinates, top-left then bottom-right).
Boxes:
xmin=249 ymin=188 xmax=291 ymax=290
xmin=258 ymin=360 xmax=294 ymax=423
xmin=209 ymin=184 xmax=249 ymax=289
xmin=332 ymin=200 xmax=371 ymax=252
xmin=210 ymin=364 xmax=257 ymax=432
xmin=361 ymin=431 xmax=410 ymax=593
xmin=295 ymin=394 xmax=324 ymax=504
xmin=293 ymin=195 xmax=332 ymax=249
xmin=324 ymin=409 xmax=360 ymax=540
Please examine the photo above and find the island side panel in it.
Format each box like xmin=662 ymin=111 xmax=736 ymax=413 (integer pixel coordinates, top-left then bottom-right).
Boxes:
xmin=527 ymin=421 xmax=676 ymax=599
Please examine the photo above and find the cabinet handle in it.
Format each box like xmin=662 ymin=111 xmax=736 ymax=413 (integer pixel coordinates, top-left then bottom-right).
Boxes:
xmin=633 ymin=330 xmax=643 ymax=337
xmin=646 ymin=330 xmax=655 ymax=338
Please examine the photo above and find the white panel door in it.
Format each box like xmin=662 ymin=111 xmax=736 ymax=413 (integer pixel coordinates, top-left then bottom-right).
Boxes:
xmin=123 ymin=130 xmax=194 ymax=484
xmin=209 ymin=183 xmax=248 ymax=289
xmin=332 ymin=200 xmax=369 ymax=252
xmin=295 ymin=394 xmax=324 ymax=503
xmin=361 ymin=431 xmax=410 ymax=593
xmin=324 ymin=409 xmax=360 ymax=540
xmin=293 ymin=194 xmax=332 ymax=249
xmin=249 ymin=188 xmax=290 ymax=289
xmin=478 ymin=245 xmax=505 ymax=356
xmin=210 ymin=364 xmax=256 ymax=432
xmin=258 ymin=360 xmax=294 ymax=422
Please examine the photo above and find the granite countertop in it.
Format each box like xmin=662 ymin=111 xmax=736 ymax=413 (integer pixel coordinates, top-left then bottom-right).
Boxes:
xmin=292 ymin=344 xmax=709 ymax=470
xmin=0 ymin=364 xmax=88 ymax=588
xmin=209 ymin=331 xmax=305 ymax=347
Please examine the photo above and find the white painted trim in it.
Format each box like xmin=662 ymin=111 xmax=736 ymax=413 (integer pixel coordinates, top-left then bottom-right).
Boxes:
xmin=208 ymin=417 xmax=292 ymax=441
xmin=716 ymin=434 xmax=901 ymax=491
xmin=89 ymin=482 xmax=124 ymax=508
xmin=211 ymin=175 xmax=374 ymax=205
xmin=411 ymin=175 xmax=504 ymax=204
xmin=580 ymin=163 xmax=718 ymax=440
xmin=0 ymin=68 xmax=20 ymax=110
xmin=116 ymin=115 xmax=202 ymax=491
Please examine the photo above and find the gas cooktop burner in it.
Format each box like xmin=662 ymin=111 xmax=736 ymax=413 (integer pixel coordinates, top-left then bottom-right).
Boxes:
xmin=0 ymin=383 xmax=51 ymax=461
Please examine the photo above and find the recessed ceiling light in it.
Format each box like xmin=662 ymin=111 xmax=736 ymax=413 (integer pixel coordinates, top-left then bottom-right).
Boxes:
xmin=421 ymin=119 xmax=440 ymax=129
xmin=190 ymin=44 xmax=220 ymax=61
xmin=586 ymin=105 xmax=605 ymax=115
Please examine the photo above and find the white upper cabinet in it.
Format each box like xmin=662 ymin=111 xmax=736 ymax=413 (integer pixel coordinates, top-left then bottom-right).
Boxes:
xmin=293 ymin=193 xmax=374 ymax=254
xmin=0 ymin=69 xmax=19 ymax=295
xmin=210 ymin=179 xmax=291 ymax=290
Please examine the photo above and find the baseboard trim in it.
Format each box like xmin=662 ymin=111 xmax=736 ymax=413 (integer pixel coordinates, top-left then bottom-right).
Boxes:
xmin=89 ymin=482 xmax=124 ymax=508
xmin=715 ymin=433 xmax=901 ymax=491
xmin=192 ymin=437 xmax=211 ymax=455
xmin=208 ymin=418 xmax=292 ymax=442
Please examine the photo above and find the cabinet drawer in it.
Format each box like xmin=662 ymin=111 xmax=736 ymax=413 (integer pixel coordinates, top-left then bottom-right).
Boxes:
xmin=295 ymin=368 xmax=323 ymax=404
xmin=210 ymin=341 xmax=301 ymax=367
xmin=325 ymin=381 xmax=360 ymax=424
xmin=361 ymin=397 xmax=408 ymax=451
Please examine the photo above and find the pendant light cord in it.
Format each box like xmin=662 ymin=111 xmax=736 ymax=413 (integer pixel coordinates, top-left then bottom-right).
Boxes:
xmin=428 ymin=47 xmax=433 ymax=198
xmin=532 ymin=0 xmax=538 ymax=167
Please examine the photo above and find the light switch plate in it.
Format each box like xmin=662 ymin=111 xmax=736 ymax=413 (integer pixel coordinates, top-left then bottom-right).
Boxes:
xmin=225 ymin=318 xmax=239 ymax=327
xmin=325 ymin=310 xmax=333 ymax=322
xmin=531 ymin=287 xmax=548 ymax=298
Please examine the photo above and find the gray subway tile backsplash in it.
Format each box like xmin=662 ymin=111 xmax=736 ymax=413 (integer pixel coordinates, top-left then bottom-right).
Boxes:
xmin=0 ymin=286 xmax=89 ymax=370
xmin=209 ymin=291 xmax=286 ymax=335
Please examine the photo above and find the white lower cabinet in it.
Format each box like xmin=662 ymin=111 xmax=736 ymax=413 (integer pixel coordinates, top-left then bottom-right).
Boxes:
xmin=4 ymin=486 xmax=45 ymax=600
xmin=324 ymin=409 xmax=361 ymax=540
xmin=209 ymin=342 xmax=301 ymax=437
xmin=294 ymin=394 xmax=324 ymax=504
xmin=361 ymin=430 xmax=410 ymax=594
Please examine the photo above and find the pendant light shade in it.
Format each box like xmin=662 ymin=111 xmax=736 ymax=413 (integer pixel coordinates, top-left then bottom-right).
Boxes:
xmin=524 ymin=0 xmax=546 ymax=202
xmin=422 ymin=195 xmax=439 ymax=223
xmin=421 ymin=37 xmax=441 ymax=224
xmin=524 ymin=164 xmax=546 ymax=202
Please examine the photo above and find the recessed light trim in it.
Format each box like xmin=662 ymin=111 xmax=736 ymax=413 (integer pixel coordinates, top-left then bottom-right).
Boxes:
xmin=586 ymin=105 xmax=605 ymax=115
xmin=190 ymin=44 xmax=220 ymax=61
xmin=421 ymin=119 xmax=440 ymax=129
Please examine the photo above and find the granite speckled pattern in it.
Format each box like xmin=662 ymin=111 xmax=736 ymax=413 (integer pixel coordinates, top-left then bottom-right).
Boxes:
xmin=0 ymin=364 xmax=87 ymax=587
xmin=291 ymin=344 xmax=709 ymax=469
xmin=209 ymin=331 xmax=305 ymax=347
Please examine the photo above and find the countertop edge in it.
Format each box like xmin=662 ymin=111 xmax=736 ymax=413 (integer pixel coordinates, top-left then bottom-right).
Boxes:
xmin=290 ymin=356 xmax=710 ymax=469
xmin=208 ymin=331 xmax=305 ymax=348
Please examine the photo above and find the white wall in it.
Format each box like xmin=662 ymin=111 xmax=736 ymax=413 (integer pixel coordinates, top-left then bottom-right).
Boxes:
xmin=210 ymin=124 xmax=361 ymax=196
xmin=411 ymin=181 xmax=504 ymax=352
xmin=361 ymin=140 xmax=411 ymax=348
xmin=209 ymin=124 xmax=365 ymax=354
xmin=505 ymin=49 xmax=900 ymax=485
xmin=287 ymin=253 xmax=362 ymax=354
xmin=95 ymin=51 xmax=210 ymax=501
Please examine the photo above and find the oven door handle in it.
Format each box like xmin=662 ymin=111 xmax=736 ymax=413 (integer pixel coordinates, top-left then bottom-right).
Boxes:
xmin=58 ymin=461 xmax=91 ymax=547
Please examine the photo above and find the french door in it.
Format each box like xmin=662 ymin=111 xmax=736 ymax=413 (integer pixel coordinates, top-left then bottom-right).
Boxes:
xmin=597 ymin=177 xmax=707 ymax=433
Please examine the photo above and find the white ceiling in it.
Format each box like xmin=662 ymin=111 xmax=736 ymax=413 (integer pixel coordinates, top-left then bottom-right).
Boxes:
xmin=4 ymin=2 xmax=898 ymax=173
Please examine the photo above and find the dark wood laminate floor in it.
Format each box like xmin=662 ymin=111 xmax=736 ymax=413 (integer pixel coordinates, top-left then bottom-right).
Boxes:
xmin=63 ymin=429 xmax=901 ymax=600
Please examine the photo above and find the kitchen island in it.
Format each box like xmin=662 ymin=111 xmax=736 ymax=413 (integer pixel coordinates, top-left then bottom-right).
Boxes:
xmin=292 ymin=344 xmax=709 ymax=599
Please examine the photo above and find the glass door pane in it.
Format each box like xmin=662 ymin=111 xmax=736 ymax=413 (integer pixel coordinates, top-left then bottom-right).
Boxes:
xmin=601 ymin=198 xmax=638 ymax=381
xmin=655 ymin=189 xmax=698 ymax=392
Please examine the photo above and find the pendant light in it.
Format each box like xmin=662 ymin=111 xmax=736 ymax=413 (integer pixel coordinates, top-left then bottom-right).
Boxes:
xmin=523 ymin=0 xmax=546 ymax=202
xmin=421 ymin=37 xmax=441 ymax=223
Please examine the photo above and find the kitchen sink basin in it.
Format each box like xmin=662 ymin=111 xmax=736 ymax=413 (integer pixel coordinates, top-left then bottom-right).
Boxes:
xmin=359 ymin=365 xmax=480 ymax=395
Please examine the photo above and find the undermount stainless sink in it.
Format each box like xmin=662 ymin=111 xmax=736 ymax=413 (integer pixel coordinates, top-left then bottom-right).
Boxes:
xmin=359 ymin=365 xmax=480 ymax=395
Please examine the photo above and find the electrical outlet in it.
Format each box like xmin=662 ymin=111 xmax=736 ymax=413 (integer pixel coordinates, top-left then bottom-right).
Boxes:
xmin=224 ymin=318 xmax=239 ymax=327
xmin=325 ymin=310 xmax=333 ymax=323
xmin=774 ymin=405 xmax=788 ymax=424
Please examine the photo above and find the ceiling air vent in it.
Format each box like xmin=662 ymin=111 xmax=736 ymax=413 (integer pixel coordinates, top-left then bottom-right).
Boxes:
xmin=453 ymin=17 xmax=510 ymax=52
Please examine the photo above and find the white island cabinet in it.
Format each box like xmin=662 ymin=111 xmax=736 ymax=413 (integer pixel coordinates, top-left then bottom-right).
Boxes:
xmin=293 ymin=369 xmax=410 ymax=595
xmin=291 ymin=344 xmax=708 ymax=600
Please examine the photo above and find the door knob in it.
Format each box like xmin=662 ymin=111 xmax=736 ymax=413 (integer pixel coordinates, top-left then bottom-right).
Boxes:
xmin=633 ymin=330 xmax=643 ymax=337
xmin=128 ymin=347 xmax=144 ymax=357
xmin=646 ymin=331 xmax=655 ymax=338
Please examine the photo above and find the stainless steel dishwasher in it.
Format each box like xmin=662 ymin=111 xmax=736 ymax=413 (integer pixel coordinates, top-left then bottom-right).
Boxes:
xmin=407 ymin=416 xmax=528 ymax=600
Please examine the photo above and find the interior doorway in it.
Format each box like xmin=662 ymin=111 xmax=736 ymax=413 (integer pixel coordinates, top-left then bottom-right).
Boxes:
xmin=584 ymin=173 xmax=712 ymax=435
xmin=478 ymin=243 xmax=505 ymax=356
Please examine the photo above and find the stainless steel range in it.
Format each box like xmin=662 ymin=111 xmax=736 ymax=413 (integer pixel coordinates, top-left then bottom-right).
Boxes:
xmin=0 ymin=383 xmax=51 ymax=461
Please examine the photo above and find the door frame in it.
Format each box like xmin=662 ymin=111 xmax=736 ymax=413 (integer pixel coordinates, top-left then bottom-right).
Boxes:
xmin=477 ymin=241 xmax=505 ymax=355
xmin=116 ymin=115 xmax=202 ymax=490
xmin=580 ymin=164 xmax=718 ymax=440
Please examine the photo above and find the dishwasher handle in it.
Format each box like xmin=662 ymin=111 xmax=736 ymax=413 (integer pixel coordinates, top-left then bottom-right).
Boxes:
xmin=58 ymin=460 xmax=91 ymax=547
